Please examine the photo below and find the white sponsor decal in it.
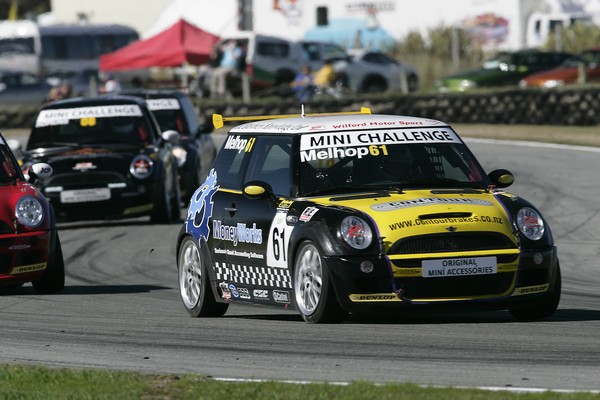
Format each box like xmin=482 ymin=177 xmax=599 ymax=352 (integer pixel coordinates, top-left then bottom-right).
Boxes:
xmin=146 ymin=98 xmax=180 ymax=110
xmin=299 ymin=207 xmax=318 ymax=222
xmin=372 ymin=197 xmax=493 ymax=212
xmin=300 ymin=128 xmax=460 ymax=151
xmin=35 ymin=105 xmax=143 ymax=127
xmin=223 ymin=135 xmax=255 ymax=153
xmin=60 ymin=188 xmax=111 ymax=203
xmin=422 ymin=257 xmax=497 ymax=278
xmin=273 ymin=290 xmax=290 ymax=303
xmin=212 ymin=220 xmax=262 ymax=246
xmin=253 ymin=289 xmax=269 ymax=300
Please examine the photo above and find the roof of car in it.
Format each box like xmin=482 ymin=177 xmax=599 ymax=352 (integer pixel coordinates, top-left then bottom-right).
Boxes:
xmin=227 ymin=113 xmax=450 ymax=135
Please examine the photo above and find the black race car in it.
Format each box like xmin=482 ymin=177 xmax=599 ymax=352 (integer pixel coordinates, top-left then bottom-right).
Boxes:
xmin=22 ymin=95 xmax=181 ymax=223
xmin=121 ymin=89 xmax=217 ymax=204
xmin=176 ymin=108 xmax=560 ymax=323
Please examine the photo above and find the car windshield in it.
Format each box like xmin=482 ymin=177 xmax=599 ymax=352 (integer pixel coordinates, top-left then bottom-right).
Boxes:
xmin=27 ymin=105 xmax=152 ymax=149
xmin=299 ymin=141 xmax=488 ymax=196
xmin=144 ymin=98 xmax=189 ymax=136
xmin=0 ymin=142 xmax=20 ymax=182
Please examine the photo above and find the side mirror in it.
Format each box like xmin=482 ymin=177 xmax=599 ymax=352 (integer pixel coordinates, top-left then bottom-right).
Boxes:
xmin=28 ymin=162 xmax=53 ymax=183
xmin=242 ymin=181 xmax=273 ymax=200
xmin=161 ymin=129 xmax=180 ymax=144
xmin=488 ymin=169 xmax=514 ymax=188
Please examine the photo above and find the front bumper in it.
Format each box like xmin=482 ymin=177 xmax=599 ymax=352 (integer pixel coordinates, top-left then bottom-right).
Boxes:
xmin=0 ymin=230 xmax=51 ymax=284
xmin=326 ymin=246 xmax=558 ymax=313
xmin=45 ymin=182 xmax=157 ymax=221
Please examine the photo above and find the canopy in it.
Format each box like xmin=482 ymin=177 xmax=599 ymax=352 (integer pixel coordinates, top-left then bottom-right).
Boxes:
xmin=99 ymin=19 xmax=220 ymax=71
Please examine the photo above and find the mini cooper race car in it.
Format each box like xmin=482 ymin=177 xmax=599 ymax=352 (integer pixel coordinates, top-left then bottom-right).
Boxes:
xmin=122 ymin=89 xmax=217 ymax=204
xmin=0 ymin=132 xmax=64 ymax=293
xmin=176 ymin=108 xmax=560 ymax=323
xmin=21 ymin=96 xmax=181 ymax=223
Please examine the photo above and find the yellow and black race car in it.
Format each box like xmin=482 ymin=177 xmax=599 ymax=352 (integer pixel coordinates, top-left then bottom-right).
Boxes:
xmin=176 ymin=107 xmax=560 ymax=323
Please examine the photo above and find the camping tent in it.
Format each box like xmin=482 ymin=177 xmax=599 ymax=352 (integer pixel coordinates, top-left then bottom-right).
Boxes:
xmin=99 ymin=18 xmax=220 ymax=71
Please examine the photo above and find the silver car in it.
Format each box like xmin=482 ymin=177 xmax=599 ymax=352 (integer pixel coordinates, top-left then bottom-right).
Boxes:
xmin=338 ymin=49 xmax=419 ymax=94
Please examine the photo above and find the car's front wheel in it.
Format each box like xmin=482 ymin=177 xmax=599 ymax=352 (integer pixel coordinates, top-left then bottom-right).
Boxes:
xmin=178 ymin=236 xmax=228 ymax=317
xmin=509 ymin=262 xmax=561 ymax=321
xmin=32 ymin=232 xmax=65 ymax=294
xmin=293 ymin=241 xmax=345 ymax=323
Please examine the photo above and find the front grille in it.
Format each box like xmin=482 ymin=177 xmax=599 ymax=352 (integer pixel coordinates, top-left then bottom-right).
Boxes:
xmin=389 ymin=232 xmax=518 ymax=299
xmin=0 ymin=221 xmax=13 ymax=234
xmin=389 ymin=232 xmax=515 ymax=255
xmin=396 ymin=273 xmax=514 ymax=298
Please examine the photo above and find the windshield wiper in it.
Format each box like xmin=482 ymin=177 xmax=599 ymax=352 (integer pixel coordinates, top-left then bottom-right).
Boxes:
xmin=403 ymin=178 xmax=486 ymax=189
xmin=302 ymin=184 xmax=402 ymax=197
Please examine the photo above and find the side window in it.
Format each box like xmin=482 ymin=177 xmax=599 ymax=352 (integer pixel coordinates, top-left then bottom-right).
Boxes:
xmin=302 ymin=42 xmax=321 ymax=62
xmin=322 ymin=43 xmax=347 ymax=60
xmin=212 ymin=138 xmax=252 ymax=189
xmin=244 ymin=136 xmax=293 ymax=196
xmin=257 ymin=42 xmax=289 ymax=58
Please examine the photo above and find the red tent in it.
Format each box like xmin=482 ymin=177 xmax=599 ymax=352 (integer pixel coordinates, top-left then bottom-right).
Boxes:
xmin=99 ymin=19 xmax=220 ymax=71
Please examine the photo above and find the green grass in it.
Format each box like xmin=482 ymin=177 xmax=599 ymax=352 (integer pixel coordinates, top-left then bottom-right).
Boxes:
xmin=1 ymin=365 xmax=598 ymax=400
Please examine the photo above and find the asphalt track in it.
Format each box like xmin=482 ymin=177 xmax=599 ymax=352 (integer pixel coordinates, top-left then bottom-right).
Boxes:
xmin=1 ymin=138 xmax=599 ymax=392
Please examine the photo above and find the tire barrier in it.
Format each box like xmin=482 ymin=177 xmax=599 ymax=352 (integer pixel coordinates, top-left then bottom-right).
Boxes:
xmin=199 ymin=87 xmax=600 ymax=127
xmin=4 ymin=88 xmax=600 ymax=129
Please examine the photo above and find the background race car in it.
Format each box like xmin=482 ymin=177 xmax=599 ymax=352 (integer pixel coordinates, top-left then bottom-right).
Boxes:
xmin=21 ymin=96 xmax=181 ymax=223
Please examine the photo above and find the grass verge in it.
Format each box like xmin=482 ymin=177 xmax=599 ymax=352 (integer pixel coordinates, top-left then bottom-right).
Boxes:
xmin=1 ymin=365 xmax=599 ymax=400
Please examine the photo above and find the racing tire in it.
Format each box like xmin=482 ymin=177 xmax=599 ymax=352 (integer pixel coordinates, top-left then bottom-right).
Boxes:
xmin=178 ymin=236 xmax=228 ymax=317
xmin=150 ymin=178 xmax=173 ymax=224
xmin=32 ymin=232 xmax=65 ymax=294
xmin=170 ymin=171 xmax=182 ymax=222
xmin=509 ymin=262 xmax=561 ymax=321
xmin=293 ymin=241 xmax=345 ymax=323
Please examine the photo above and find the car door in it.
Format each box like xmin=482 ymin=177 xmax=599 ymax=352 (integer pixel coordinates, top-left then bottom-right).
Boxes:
xmin=217 ymin=135 xmax=294 ymax=301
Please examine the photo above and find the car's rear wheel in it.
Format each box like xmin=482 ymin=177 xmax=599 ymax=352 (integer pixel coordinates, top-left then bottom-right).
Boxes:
xmin=32 ymin=232 xmax=65 ymax=294
xmin=178 ymin=236 xmax=228 ymax=317
xmin=293 ymin=241 xmax=345 ymax=323
xmin=509 ymin=262 xmax=561 ymax=321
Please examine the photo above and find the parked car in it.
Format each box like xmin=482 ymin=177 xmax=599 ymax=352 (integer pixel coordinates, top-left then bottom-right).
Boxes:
xmin=176 ymin=108 xmax=560 ymax=323
xmin=0 ymin=132 xmax=64 ymax=293
xmin=338 ymin=49 xmax=419 ymax=93
xmin=435 ymin=49 xmax=573 ymax=92
xmin=519 ymin=48 xmax=600 ymax=88
xmin=195 ymin=33 xmax=349 ymax=97
xmin=21 ymin=95 xmax=181 ymax=223
xmin=0 ymin=70 xmax=52 ymax=106
xmin=122 ymin=89 xmax=217 ymax=203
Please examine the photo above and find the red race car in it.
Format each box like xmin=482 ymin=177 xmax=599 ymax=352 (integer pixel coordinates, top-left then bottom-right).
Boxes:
xmin=0 ymin=132 xmax=64 ymax=293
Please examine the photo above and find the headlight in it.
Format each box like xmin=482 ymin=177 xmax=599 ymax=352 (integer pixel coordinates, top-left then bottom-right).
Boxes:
xmin=130 ymin=155 xmax=154 ymax=179
xmin=16 ymin=196 xmax=44 ymax=228
xmin=172 ymin=146 xmax=187 ymax=168
xmin=458 ymin=80 xmax=477 ymax=91
xmin=516 ymin=207 xmax=545 ymax=240
xmin=340 ymin=216 xmax=372 ymax=249
xmin=542 ymin=80 xmax=564 ymax=88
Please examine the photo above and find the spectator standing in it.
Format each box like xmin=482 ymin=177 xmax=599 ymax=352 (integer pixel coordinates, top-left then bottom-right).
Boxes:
xmin=291 ymin=64 xmax=314 ymax=102
xmin=312 ymin=59 xmax=336 ymax=89
xmin=101 ymin=73 xmax=122 ymax=94
xmin=209 ymin=40 xmax=243 ymax=99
